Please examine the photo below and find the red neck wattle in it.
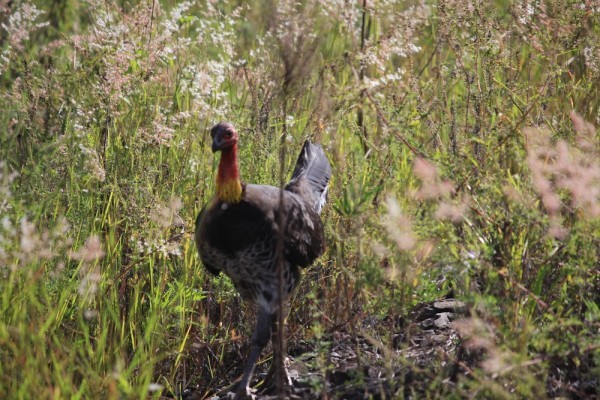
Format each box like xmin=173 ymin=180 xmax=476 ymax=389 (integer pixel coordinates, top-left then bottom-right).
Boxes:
xmin=217 ymin=145 xmax=239 ymax=182
xmin=216 ymin=144 xmax=242 ymax=203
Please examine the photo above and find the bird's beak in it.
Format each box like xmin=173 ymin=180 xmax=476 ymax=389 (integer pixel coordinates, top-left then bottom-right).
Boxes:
xmin=211 ymin=138 xmax=222 ymax=153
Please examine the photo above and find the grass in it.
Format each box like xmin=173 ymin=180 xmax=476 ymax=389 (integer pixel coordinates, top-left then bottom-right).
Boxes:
xmin=1 ymin=0 xmax=599 ymax=398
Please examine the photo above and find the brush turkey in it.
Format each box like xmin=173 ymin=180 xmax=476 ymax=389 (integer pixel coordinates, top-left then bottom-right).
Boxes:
xmin=195 ymin=122 xmax=331 ymax=398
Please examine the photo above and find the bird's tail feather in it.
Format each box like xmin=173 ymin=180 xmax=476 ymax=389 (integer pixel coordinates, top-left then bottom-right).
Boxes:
xmin=285 ymin=141 xmax=331 ymax=213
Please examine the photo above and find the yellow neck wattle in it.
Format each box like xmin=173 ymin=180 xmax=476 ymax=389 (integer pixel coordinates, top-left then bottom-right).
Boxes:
xmin=217 ymin=178 xmax=243 ymax=203
xmin=216 ymin=144 xmax=242 ymax=203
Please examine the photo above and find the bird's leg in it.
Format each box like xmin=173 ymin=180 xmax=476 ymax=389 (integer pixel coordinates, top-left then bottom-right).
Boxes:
xmin=271 ymin=308 xmax=293 ymax=391
xmin=235 ymin=309 xmax=273 ymax=399
xmin=259 ymin=307 xmax=292 ymax=395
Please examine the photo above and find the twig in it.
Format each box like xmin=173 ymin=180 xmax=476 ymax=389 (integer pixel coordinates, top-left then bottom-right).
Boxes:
xmin=497 ymin=269 xmax=548 ymax=309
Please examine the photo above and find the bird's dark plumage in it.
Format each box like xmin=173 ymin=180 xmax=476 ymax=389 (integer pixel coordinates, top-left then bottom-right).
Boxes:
xmin=195 ymin=123 xmax=331 ymax=398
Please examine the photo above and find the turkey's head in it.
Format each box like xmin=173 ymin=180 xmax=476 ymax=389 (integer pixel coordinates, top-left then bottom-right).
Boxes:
xmin=211 ymin=122 xmax=238 ymax=153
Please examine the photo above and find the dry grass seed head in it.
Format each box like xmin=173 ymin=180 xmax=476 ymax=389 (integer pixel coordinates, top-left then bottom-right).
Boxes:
xmin=384 ymin=195 xmax=415 ymax=251
xmin=412 ymin=158 xmax=455 ymax=200
xmin=525 ymin=118 xmax=600 ymax=224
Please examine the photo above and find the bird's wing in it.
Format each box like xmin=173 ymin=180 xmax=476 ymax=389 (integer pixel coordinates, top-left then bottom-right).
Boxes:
xmin=245 ymin=184 xmax=325 ymax=268
xmin=195 ymin=205 xmax=223 ymax=275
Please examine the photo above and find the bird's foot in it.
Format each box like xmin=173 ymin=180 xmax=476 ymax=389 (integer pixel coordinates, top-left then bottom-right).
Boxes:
xmin=228 ymin=385 xmax=256 ymax=400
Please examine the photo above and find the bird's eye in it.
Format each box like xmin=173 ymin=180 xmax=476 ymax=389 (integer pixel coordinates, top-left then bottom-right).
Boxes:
xmin=225 ymin=131 xmax=232 ymax=138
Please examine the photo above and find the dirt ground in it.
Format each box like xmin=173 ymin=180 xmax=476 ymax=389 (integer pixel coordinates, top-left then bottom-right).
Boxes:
xmin=176 ymin=297 xmax=597 ymax=399
xmin=180 ymin=298 xmax=470 ymax=399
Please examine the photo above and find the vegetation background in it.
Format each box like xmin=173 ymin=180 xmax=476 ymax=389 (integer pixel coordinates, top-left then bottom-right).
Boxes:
xmin=0 ymin=0 xmax=598 ymax=398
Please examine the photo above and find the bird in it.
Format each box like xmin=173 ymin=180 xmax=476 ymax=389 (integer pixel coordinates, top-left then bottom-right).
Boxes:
xmin=195 ymin=122 xmax=331 ymax=398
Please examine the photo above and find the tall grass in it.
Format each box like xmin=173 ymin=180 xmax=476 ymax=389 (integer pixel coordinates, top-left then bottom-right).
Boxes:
xmin=1 ymin=0 xmax=598 ymax=398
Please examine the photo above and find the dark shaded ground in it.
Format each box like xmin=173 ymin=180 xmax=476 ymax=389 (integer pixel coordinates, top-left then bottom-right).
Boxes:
xmin=281 ymin=299 xmax=467 ymax=400
xmin=176 ymin=298 xmax=598 ymax=399
xmin=179 ymin=299 xmax=467 ymax=399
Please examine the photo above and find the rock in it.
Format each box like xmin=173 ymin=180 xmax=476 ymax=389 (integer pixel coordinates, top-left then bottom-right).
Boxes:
xmin=420 ymin=318 xmax=435 ymax=328
xmin=412 ymin=304 xmax=438 ymax=321
xmin=433 ymin=299 xmax=467 ymax=313
xmin=434 ymin=312 xmax=450 ymax=328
